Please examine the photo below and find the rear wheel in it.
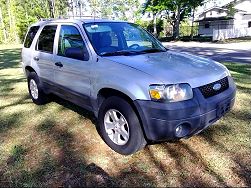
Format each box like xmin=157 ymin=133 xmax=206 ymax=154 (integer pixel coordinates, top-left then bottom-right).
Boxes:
xmin=27 ymin=72 xmax=48 ymax=105
xmin=98 ymin=96 xmax=146 ymax=155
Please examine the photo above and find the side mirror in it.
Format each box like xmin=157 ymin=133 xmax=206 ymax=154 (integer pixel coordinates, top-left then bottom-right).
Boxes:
xmin=65 ymin=47 xmax=85 ymax=60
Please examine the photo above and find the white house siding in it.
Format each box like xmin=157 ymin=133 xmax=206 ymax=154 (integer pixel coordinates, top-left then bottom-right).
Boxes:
xmin=198 ymin=8 xmax=228 ymax=20
xmin=213 ymin=27 xmax=251 ymax=40
xmin=234 ymin=0 xmax=251 ymax=13
xmin=199 ymin=26 xmax=214 ymax=36
xmin=205 ymin=9 xmax=227 ymax=18
xmin=199 ymin=20 xmax=234 ymax=36
xmin=243 ymin=15 xmax=251 ymax=20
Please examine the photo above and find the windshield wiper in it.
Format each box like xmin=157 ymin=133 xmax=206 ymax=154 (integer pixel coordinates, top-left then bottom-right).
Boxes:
xmin=139 ymin=48 xmax=167 ymax=54
xmin=100 ymin=48 xmax=167 ymax=56
xmin=100 ymin=50 xmax=140 ymax=56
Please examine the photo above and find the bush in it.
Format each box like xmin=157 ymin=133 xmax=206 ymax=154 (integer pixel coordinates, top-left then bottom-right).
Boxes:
xmin=136 ymin=19 xmax=164 ymax=37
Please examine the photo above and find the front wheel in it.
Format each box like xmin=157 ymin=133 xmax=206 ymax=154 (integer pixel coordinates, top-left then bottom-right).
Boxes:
xmin=98 ymin=96 xmax=146 ymax=155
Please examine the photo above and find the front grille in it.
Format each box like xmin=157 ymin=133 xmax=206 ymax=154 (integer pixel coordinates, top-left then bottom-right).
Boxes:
xmin=199 ymin=77 xmax=229 ymax=98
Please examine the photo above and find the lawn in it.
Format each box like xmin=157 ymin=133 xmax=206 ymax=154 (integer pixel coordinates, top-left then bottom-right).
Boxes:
xmin=0 ymin=44 xmax=250 ymax=187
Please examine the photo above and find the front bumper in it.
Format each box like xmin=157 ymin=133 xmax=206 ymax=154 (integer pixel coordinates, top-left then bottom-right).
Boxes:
xmin=134 ymin=76 xmax=236 ymax=141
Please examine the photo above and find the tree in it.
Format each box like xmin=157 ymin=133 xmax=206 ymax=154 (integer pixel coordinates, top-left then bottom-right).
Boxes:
xmin=143 ymin=0 xmax=205 ymax=39
xmin=227 ymin=2 xmax=237 ymax=17
xmin=0 ymin=0 xmax=139 ymax=44
xmin=0 ymin=0 xmax=69 ymax=43
xmin=162 ymin=0 xmax=204 ymax=39
xmin=88 ymin=0 xmax=140 ymax=21
xmin=142 ymin=0 xmax=164 ymax=37
xmin=0 ymin=6 xmax=7 ymax=43
xmin=190 ymin=0 xmax=205 ymax=39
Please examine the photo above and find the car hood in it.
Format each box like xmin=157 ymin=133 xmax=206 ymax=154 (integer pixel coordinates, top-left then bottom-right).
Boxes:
xmin=102 ymin=50 xmax=229 ymax=88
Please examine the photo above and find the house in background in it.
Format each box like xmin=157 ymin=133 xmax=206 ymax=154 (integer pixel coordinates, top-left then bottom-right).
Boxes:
xmin=196 ymin=0 xmax=251 ymax=40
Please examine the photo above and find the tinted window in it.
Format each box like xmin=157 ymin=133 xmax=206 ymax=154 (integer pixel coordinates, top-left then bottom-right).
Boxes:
xmin=24 ymin=26 xmax=40 ymax=48
xmin=248 ymin=21 xmax=251 ymax=28
xmin=58 ymin=25 xmax=89 ymax=61
xmin=37 ymin=25 xmax=57 ymax=53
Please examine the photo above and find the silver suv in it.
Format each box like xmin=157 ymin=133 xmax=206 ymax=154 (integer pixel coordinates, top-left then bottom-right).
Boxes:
xmin=21 ymin=19 xmax=236 ymax=155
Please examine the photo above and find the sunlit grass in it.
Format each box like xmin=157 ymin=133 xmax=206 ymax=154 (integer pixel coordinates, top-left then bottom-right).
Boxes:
xmin=0 ymin=44 xmax=250 ymax=186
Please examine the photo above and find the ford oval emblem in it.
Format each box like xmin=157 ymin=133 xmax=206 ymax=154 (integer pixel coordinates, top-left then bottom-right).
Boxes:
xmin=213 ymin=83 xmax=221 ymax=91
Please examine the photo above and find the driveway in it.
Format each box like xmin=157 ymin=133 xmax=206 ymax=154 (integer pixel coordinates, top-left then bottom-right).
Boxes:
xmin=162 ymin=41 xmax=251 ymax=64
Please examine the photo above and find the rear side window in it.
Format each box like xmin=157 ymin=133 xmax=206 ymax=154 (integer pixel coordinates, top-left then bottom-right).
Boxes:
xmin=24 ymin=26 xmax=40 ymax=48
xmin=37 ymin=25 xmax=57 ymax=53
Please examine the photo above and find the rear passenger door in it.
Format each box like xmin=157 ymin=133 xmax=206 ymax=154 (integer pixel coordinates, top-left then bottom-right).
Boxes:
xmin=53 ymin=24 xmax=92 ymax=109
xmin=22 ymin=26 xmax=40 ymax=66
xmin=32 ymin=25 xmax=57 ymax=82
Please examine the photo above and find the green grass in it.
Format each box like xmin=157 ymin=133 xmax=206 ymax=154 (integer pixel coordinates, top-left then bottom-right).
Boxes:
xmin=0 ymin=44 xmax=251 ymax=187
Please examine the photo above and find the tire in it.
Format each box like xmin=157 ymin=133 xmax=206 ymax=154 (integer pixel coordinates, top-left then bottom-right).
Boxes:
xmin=98 ymin=96 xmax=146 ymax=155
xmin=27 ymin=72 xmax=48 ymax=105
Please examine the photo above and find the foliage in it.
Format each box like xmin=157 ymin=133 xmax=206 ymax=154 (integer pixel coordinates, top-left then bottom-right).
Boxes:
xmin=142 ymin=0 xmax=164 ymax=15
xmin=226 ymin=2 xmax=237 ymax=17
xmin=0 ymin=0 xmax=69 ymax=44
xmin=88 ymin=0 xmax=140 ymax=21
xmin=137 ymin=18 xmax=163 ymax=37
xmin=0 ymin=0 xmax=140 ymax=44
xmin=142 ymin=0 xmax=165 ymax=37
xmin=143 ymin=0 xmax=205 ymax=38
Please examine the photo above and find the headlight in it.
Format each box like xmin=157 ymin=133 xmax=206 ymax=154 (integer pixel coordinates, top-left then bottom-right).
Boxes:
xmin=149 ymin=84 xmax=193 ymax=102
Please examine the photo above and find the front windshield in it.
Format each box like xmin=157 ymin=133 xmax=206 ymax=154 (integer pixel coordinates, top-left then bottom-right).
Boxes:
xmin=83 ymin=22 xmax=166 ymax=56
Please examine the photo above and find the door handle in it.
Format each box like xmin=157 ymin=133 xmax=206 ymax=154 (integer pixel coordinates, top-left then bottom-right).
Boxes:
xmin=55 ymin=62 xmax=63 ymax=68
xmin=33 ymin=56 xmax=39 ymax=61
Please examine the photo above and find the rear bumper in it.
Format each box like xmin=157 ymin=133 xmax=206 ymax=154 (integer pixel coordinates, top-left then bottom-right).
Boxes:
xmin=134 ymin=76 xmax=236 ymax=141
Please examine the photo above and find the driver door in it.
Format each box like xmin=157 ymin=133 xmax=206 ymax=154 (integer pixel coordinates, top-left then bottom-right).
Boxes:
xmin=53 ymin=24 xmax=93 ymax=109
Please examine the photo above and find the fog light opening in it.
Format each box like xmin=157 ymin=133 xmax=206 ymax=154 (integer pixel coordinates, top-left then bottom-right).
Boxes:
xmin=175 ymin=123 xmax=191 ymax=138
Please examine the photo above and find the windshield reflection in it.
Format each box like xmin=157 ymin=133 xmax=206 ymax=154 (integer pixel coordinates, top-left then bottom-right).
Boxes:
xmin=83 ymin=22 xmax=166 ymax=56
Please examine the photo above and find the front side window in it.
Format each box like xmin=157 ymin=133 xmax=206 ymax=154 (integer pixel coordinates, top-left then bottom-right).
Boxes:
xmin=24 ymin=26 xmax=40 ymax=48
xmin=37 ymin=25 xmax=57 ymax=53
xmin=83 ymin=22 xmax=166 ymax=56
xmin=58 ymin=25 xmax=89 ymax=61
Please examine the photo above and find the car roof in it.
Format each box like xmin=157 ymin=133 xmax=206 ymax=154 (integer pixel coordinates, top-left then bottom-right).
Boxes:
xmin=30 ymin=18 xmax=128 ymax=27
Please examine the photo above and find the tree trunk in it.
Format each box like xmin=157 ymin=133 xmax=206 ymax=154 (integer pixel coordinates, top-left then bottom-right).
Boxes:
xmin=7 ymin=0 xmax=12 ymax=41
xmin=0 ymin=6 xmax=7 ymax=42
xmin=173 ymin=4 xmax=181 ymax=39
xmin=7 ymin=0 xmax=19 ymax=43
xmin=7 ymin=0 xmax=11 ymax=30
xmin=190 ymin=7 xmax=195 ymax=40
xmin=11 ymin=9 xmax=19 ymax=43
xmin=48 ymin=0 xmax=55 ymax=18
xmin=153 ymin=12 xmax=157 ymax=37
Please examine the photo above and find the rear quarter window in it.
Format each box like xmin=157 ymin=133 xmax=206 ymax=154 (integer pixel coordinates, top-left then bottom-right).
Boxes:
xmin=36 ymin=25 xmax=57 ymax=53
xmin=24 ymin=26 xmax=40 ymax=48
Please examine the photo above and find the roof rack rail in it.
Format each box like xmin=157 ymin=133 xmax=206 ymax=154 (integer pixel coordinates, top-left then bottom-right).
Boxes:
xmin=39 ymin=15 xmax=106 ymax=22
xmin=39 ymin=18 xmax=56 ymax=21
xmin=39 ymin=17 xmax=68 ymax=21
